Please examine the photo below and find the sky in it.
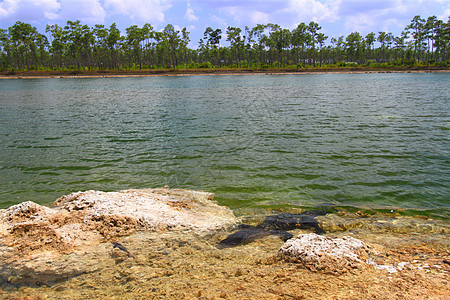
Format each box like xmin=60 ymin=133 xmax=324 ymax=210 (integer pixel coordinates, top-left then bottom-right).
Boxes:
xmin=0 ymin=0 xmax=449 ymax=48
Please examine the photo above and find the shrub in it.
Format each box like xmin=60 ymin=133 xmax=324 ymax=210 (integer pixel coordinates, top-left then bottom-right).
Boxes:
xmin=198 ymin=61 xmax=213 ymax=68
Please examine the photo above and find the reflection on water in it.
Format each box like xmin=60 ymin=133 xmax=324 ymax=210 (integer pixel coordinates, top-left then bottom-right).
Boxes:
xmin=0 ymin=74 xmax=449 ymax=218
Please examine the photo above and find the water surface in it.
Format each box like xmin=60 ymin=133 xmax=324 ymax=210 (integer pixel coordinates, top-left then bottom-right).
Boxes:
xmin=0 ymin=73 xmax=448 ymax=216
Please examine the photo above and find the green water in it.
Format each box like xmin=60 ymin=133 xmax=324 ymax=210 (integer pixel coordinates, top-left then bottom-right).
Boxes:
xmin=0 ymin=73 xmax=448 ymax=217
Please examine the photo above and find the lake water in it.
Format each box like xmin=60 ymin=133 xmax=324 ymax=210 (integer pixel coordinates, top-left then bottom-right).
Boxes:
xmin=0 ymin=73 xmax=448 ymax=217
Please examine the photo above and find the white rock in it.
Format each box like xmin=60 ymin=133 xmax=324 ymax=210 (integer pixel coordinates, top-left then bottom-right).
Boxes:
xmin=52 ymin=188 xmax=235 ymax=232
xmin=278 ymin=233 xmax=370 ymax=274
xmin=0 ymin=188 xmax=236 ymax=285
xmin=367 ymin=259 xmax=398 ymax=273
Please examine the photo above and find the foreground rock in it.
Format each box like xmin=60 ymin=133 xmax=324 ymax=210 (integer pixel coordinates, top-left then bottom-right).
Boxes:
xmin=278 ymin=233 xmax=371 ymax=274
xmin=0 ymin=188 xmax=236 ymax=285
xmin=53 ymin=188 xmax=235 ymax=232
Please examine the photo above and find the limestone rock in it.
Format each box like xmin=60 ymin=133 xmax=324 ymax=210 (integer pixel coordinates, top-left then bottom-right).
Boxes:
xmin=52 ymin=188 xmax=234 ymax=232
xmin=0 ymin=188 xmax=236 ymax=285
xmin=278 ymin=233 xmax=370 ymax=274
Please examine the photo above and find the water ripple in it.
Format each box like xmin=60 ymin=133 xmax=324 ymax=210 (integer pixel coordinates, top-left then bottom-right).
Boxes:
xmin=0 ymin=74 xmax=448 ymax=218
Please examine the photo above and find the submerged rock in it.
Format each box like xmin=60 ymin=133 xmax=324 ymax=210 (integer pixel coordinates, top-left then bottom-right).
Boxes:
xmin=278 ymin=233 xmax=371 ymax=274
xmin=317 ymin=213 xmax=450 ymax=234
xmin=0 ymin=188 xmax=236 ymax=285
xmin=217 ymin=225 xmax=293 ymax=249
xmin=217 ymin=211 xmax=327 ymax=248
xmin=259 ymin=212 xmax=326 ymax=233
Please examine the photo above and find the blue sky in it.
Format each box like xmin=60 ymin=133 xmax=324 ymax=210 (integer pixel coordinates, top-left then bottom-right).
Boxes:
xmin=1 ymin=0 xmax=449 ymax=48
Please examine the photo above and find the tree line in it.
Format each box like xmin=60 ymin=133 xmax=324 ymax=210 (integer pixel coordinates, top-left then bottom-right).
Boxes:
xmin=0 ymin=15 xmax=449 ymax=72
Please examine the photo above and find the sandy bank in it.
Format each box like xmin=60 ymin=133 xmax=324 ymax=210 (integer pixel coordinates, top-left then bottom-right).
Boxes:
xmin=1 ymin=68 xmax=449 ymax=79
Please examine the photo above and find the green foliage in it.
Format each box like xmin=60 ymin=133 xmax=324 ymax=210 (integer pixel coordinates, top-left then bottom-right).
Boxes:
xmin=198 ymin=61 xmax=213 ymax=68
xmin=332 ymin=61 xmax=358 ymax=67
xmin=272 ymin=61 xmax=281 ymax=68
xmin=0 ymin=15 xmax=449 ymax=72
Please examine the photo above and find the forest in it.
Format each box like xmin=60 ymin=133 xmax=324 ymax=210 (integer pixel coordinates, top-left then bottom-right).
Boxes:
xmin=0 ymin=15 xmax=449 ymax=72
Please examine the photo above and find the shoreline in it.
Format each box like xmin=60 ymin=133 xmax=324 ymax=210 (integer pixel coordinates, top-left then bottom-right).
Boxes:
xmin=1 ymin=67 xmax=449 ymax=79
xmin=0 ymin=189 xmax=449 ymax=298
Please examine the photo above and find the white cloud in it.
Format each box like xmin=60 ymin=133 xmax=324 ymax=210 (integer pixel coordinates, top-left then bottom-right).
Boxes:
xmin=288 ymin=0 xmax=341 ymax=23
xmin=443 ymin=10 xmax=450 ymax=20
xmin=343 ymin=13 xmax=377 ymax=33
xmin=59 ymin=0 xmax=105 ymax=23
xmin=340 ymin=0 xmax=450 ymax=35
xmin=221 ymin=6 xmax=242 ymax=24
xmin=0 ymin=0 xmax=60 ymax=22
xmin=210 ymin=14 xmax=227 ymax=27
xmin=104 ymin=0 xmax=171 ymax=24
xmin=341 ymin=0 xmax=414 ymax=35
xmin=184 ymin=2 xmax=198 ymax=22
xmin=250 ymin=11 xmax=269 ymax=24
xmin=438 ymin=4 xmax=450 ymax=21
xmin=0 ymin=7 xmax=6 ymax=19
xmin=220 ymin=6 xmax=270 ymax=26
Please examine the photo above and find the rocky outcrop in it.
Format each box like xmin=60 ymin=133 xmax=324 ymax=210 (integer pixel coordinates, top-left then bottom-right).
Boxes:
xmin=0 ymin=188 xmax=236 ymax=285
xmin=278 ymin=233 xmax=371 ymax=274
xmin=52 ymin=188 xmax=235 ymax=232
